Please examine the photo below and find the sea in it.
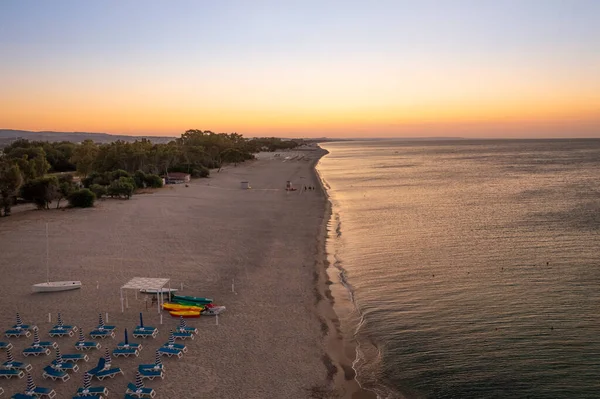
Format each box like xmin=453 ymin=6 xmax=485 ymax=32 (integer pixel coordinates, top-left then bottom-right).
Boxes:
xmin=316 ymin=139 xmax=600 ymax=399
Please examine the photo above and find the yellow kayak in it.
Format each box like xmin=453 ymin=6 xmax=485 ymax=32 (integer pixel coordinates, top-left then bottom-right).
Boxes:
xmin=169 ymin=310 xmax=201 ymax=318
xmin=162 ymin=303 xmax=203 ymax=312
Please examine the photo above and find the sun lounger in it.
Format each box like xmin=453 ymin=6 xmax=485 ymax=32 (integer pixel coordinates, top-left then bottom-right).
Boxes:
xmin=89 ymin=329 xmax=115 ymax=339
xmin=93 ymin=367 xmax=123 ymax=381
xmin=42 ymin=366 xmax=70 ymax=382
xmin=0 ymin=386 xmax=3 ymax=396
xmin=126 ymin=382 xmax=156 ymax=398
xmin=113 ymin=348 xmax=138 ymax=358
xmin=157 ymin=346 xmax=183 ymax=358
xmin=0 ymin=342 xmax=12 ymax=350
xmin=48 ymin=327 xmax=74 ymax=338
xmin=132 ymin=328 xmax=157 ymax=339
xmin=117 ymin=342 xmax=142 ymax=350
xmin=1 ymin=361 xmax=32 ymax=372
xmin=4 ymin=329 xmax=30 ymax=339
xmin=0 ymin=369 xmax=24 ymax=379
xmin=75 ymin=341 xmax=100 ymax=351
xmin=172 ymin=330 xmax=194 ymax=340
xmin=61 ymin=353 xmax=88 ymax=363
xmin=76 ymin=386 xmax=108 ymax=396
xmin=137 ymin=367 xmax=163 ymax=380
xmin=50 ymin=361 xmax=79 ymax=372
xmin=10 ymin=394 xmax=35 ymax=399
xmin=30 ymin=386 xmax=56 ymax=398
xmin=22 ymin=346 xmax=51 ymax=357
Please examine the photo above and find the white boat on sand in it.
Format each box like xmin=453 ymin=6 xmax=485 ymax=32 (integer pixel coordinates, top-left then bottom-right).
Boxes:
xmin=32 ymin=223 xmax=82 ymax=293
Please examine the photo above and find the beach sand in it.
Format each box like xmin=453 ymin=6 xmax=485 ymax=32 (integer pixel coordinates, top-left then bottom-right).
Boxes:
xmin=0 ymin=148 xmax=372 ymax=398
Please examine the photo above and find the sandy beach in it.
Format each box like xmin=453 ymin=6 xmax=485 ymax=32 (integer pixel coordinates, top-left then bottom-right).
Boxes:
xmin=0 ymin=147 xmax=370 ymax=398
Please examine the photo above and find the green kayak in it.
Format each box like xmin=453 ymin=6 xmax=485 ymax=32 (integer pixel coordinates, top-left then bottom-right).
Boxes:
xmin=171 ymin=294 xmax=213 ymax=304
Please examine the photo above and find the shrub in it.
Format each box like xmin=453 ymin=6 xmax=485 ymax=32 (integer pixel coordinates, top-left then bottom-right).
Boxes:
xmin=192 ymin=166 xmax=209 ymax=178
xmin=144 ymin=174 xmax=163 ymax=188
xmin=110 ymin=169 xmax=131 ymax=181
xmin=108 ymin=179 xmax=134 ymax=199
xmin=134 ymin=170 xmax=146 ymax=188
xmin=89 ymin=184 xmax=107 ymax=198
xmin=68 ymin=188 xmax=96 ymax=208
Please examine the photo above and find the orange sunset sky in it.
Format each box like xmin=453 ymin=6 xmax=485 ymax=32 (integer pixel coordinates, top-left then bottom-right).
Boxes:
xmin=1 ymin=1 xmax=599 ymax=138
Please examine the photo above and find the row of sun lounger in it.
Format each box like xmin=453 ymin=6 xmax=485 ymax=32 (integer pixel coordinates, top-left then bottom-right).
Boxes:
xmin=1 ymin=312 xmax=200 ymax=397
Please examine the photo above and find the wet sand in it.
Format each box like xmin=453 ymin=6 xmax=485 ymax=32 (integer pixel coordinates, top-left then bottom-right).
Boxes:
xmin=0 ymin=147 xmax=372 ymax=398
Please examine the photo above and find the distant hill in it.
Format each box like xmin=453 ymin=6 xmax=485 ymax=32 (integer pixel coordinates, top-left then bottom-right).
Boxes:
xmin=0 ymin=129 xmax=176 ymax=146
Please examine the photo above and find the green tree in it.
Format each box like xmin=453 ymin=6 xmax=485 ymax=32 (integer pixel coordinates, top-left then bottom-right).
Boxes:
xmin=55 ymin=175 xmax=76 ymax=209
xmin=134 ymin=170 xmax=147 ymax=188
xmin=71 ymin=140 xmax=98 ymax=177
xmin=20 ymin=176 xmax=59 ymax=209
xmin=68 ymin=188 xmax=96 ymax=208
xmin=144 ymin=174 xmax=163 ymax=188
xmin=108 ymin=178 xmax=134 ymax=199
xmin=0 ymin=161 xmax=23 ymax=216
xmin=89 ymin=184 xmax=107 ymax=198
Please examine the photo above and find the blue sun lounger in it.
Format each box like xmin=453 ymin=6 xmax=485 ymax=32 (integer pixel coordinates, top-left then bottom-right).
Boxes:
xmin=11 ymin=394 xmax=35 ymax=399
xmin=75 ymin=341 xmax=100 ymax=351
xmin=94 ymin=367 xmax=123 ymax=381
xmin=50 ymin=361 xmax=79 ymax=372
xmin=156 ymin=345 xmax=183 ymax=358
xmin=132 ymin=327 xmax=157 ymax=339
xmin=22 ymin=346 xmax=51 ymax=357
xmin=113 ymin=348 xmax=139 ymax=358
xmin=61 ymin=353 xmax=89 ymax=363
xmin=48 ymin=327 xmax=74 ymax=338
xmin=89 ymin=329 xmax=115 ymax=339
xmin=0 ymin=342 xmax=12 ymax=350
xmin=12 ymin=387 xmax=56 ymax=398
xmin=0 ymin=369 xmax=24 ymax=379
xmin=126 ymin=383 xmax=156 ymax=398
xmin=76 ymin=386 xmax=108 ymax=396
xmin=172 ymin=330 xmax=194 ymax=340
xmin=4 ymin=329 xmax=30 ymax=339
xmin=28 ymin=386 xmax=56 ymax=398
xmin=1 ymin=360 xmax=32 ymax=372
xmin=117 ymin=341 xmax=142 ymax=350
xmin=42 ymin=366 xmax=70 ymax=382
xmin=137 ymin=367 xmax=163 ymax=380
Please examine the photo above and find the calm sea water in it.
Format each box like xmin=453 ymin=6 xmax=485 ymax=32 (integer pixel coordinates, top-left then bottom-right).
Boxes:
xmin=316 ymin=139 xmax=600 ymax=399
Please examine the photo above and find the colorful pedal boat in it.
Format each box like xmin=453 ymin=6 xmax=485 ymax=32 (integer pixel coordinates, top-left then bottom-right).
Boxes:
xmin=161 ymin=303 xmax=203 ymax=312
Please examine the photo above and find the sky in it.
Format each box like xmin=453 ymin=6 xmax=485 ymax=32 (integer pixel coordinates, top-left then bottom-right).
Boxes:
xmin=1 ymin=0 xmax=599 ymax=138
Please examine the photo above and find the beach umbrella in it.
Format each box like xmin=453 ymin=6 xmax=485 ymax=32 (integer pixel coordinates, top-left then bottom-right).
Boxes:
xmin=98 ymin=313 xmax=104 ymax=329
xmin=32 ymin=327 xmax=40 ymax=345
xmin=82 ymin=372 xmax=92 ymax=389
xmin=134 ymin=371 xmax=144 ymax=390
xmin=15 ymin=312 xmax=23 ymax=327
xmin=6 ymin=347 xmax=14 ymax=363
xmin=178 ymin=316 xmax=187 ymax=330
xmin=154 ymin=350 xmax=162 ymax=368
xmin=57 ymin=313 xmax=64 ymax=327
xmin=25 ymin=372 xmax=36 ymax=393
xmin=103 ymin=347 xmax=111 ymax=365
xmin=139 ymin=312 xmax=144 ymax=328
xmin=54 ymin=346 xmax=63 ymax=364
xmin=124 ymin=328 xmax=129 ymax=345
xmin=78 ymin=328 xmax=85 ymax=343
xmin=167 ymin=330 xmax=175 ymax=346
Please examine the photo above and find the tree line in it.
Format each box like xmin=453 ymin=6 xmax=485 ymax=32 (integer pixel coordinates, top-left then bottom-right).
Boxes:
xmin=0 ymin=130 xmax=300 ymax=216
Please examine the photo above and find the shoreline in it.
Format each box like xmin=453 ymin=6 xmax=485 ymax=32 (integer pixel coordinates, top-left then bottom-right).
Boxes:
xmin=312 ymin=148 xmax=377 ymax=399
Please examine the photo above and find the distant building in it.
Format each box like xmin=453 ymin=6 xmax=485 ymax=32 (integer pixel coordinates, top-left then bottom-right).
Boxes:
xmin=163 ymin=172 xmax=191 ymax=184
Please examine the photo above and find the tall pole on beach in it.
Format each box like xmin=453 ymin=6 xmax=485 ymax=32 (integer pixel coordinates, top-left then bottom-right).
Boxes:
xmin=45 ymin=222 xmax=50 ymax=283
